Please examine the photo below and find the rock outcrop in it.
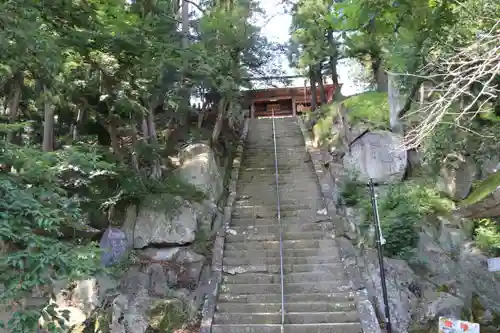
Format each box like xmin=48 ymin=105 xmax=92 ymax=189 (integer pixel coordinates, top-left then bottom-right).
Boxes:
xmin=131 ymin=195 xmax=198 ymax=248
xmin=343 ymin=130 xmax=407 ymax=184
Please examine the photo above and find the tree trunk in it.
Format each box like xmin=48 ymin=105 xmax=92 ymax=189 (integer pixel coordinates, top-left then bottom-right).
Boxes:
xmin=197 ymin=100 xmax=207 ymax=129
xmin=327 ymin=33 xmax=343 ymax=101
xmin=71 ymin=108 xmax=85 ymax=142
xmin=6 ymin=73 xmax=22 ymax=143
xmin=211 ymin=98 xmax=226 ymax=143
xmin=309 ymin=66 xmax=317 ymax=111
xmin=317 ymin=66 xmax=327 ymax=104
xmin=130 ymin=123 xmax=140 ymax=172
xmin=141 ymin=116 xmax=149 ymax=139
xmin=372 ymin=56 xmax=388 ymax=92
xmin=107 ymin=120 xmax=123 ymax=161
xmin=42 ymin=86 xmax=55 ymax=152
xmin=145 ymin=106 xmax=163 ymax=179
xmin=388 ymin=73 xmax=406 ymax=134
xmin=146 ymin=108 xmax=157 ymax=142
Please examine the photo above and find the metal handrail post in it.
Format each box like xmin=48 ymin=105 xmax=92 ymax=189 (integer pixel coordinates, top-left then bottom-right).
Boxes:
xmin=271 ymin=109 xmax=286 ymax=333
xmin=369 ymin=178 xmax=392 ymax=333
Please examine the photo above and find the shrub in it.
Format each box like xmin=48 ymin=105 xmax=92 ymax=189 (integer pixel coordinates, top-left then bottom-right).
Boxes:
xmin=474 ymin=218 xmax=500 ymax=256
xmin=360 ymin=182 xmax=453 ymax=258
xmin=0 ymin=144 xmax=107 ymax=332
xmin=338 ymin=173 xmax=366 ymax=206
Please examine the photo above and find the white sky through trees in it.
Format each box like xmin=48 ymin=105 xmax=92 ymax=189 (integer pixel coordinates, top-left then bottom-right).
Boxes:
xmin=256 ymin=0 xmax=366 ymax=95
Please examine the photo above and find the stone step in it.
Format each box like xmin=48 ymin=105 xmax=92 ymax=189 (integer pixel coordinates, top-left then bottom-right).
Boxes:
xmin=226 ymin=222 xmax=330 ymax=235
xmin=223 ymin=246 xmax=339 ymax=259
xmin=232 ymin=203 xmax=314 ymax=213
xmin=230 ymin=214 xmax=329 ymax=227
xmin=219 ymin=282 xmax=350 ymax=295
xmin=223 ymin=254 xmax=339 ymax=266
xmin=211 ymin=323 xmax=363 ymax=333
xmin=214 ymin=311 xmax=360 ymax=325
xmin=218 ymin=291 xmax=356 ymax=303
xmin=234 ymin=197 xmax=321 ymax=207
xmin=233 ymin=189 xmax=321 ymax=200
xmin=224 ymin=239 xmax=336 ymax=252
xmin=216 ymin=301 xmax=357 ymax=313
xmin=225 ymin=231 xmax=330 ymax=243
xmin=237 ymin=174 xmax=317 ymax=182
xmin=231 ymin=208 xmax=320 ymax=219
xmin=222 ymin=263 xmax=343 ymax=275
xmin=222 ymin=272 xmax=345 ymax=284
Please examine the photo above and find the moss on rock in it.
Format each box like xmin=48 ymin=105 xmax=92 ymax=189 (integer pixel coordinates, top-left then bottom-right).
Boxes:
xmin=343 ymin=91 xmax=390 ymax=128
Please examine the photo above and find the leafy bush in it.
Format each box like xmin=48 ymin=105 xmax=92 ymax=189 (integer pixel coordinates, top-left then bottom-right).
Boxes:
xmin=474 ymin=219 xmax=500 ymax=256
xmin=360 ymin=182 xmax=453 ymax=258
xmin=338 ymin=173 xmax=366 ymax=206
xmin=0 ymin=144 xmax=107 ymax=332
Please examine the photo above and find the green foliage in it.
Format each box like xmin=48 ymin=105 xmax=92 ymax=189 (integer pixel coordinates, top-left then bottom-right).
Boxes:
xmin=0 ymin=146 xmax=105 ymax=332
xmin=422 ymin=118 xmax=500 ymax=175
xmin=110 ymin=167 xmax=206 ymax=207
xmin=309 ymin=91 xmax=390 ymax=148
xmin=338 ymin=173 xmax=366 ymax=206
xmin=463 ymin=170 xmax=500 ymax=206
xmin=474 ymin=219 xmax=500 ymax=257
xmin=311 ymin=103 xmax=340 ymax=148
xmin=343 ymin=92 xmax=390 ymax=129
xmin=360 ymin=182 xmax=454 ymax=258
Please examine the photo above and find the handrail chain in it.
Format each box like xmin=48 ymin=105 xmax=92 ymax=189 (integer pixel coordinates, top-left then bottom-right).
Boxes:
xmin=271 ymin=109 xmax=286 ymax=333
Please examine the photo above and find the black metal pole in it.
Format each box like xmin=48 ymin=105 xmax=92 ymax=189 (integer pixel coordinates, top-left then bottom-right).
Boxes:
xmin=369 ymin=178 xmax=392 ymax=333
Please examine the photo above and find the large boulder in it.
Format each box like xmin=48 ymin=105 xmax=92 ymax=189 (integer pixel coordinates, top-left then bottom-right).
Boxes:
xmin=178 ymin=143 xmax=223 ymax=203
xmin=128 ymin=195 xmax=198 ymax=249
xmin=343 ymin=130 xmax=407 ymax=184
xmin=110 ymin=267 xmax=197 ymax=333
xmin=36 ymin=276 xmax=117 ymax=332
xmin=417 ymin=233 xmax=500 ymax=314
xmin=361 ymin=251 xmax=425 ymax=333
xmin=137 ymin=247 xmax=206 ymax=289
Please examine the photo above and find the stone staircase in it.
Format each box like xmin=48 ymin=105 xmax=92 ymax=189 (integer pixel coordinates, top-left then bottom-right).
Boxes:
xmin=211 ymin=117 xmax=363 ymax=333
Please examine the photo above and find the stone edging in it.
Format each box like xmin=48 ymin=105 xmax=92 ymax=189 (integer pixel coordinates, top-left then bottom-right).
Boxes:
xmin=297 ymin=117 xmax=382 ymax=333
xmin=199 ymin=119 xmax=250 ymax=333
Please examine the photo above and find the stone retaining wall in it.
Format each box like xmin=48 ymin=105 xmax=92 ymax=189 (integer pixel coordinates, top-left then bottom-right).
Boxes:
xmin=199 ymin=119 xmax=250 ymax=333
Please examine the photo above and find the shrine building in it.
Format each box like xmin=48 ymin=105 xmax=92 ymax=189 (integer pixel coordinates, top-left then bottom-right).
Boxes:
xmin=242 ymin=83 xmax=338 ymax=118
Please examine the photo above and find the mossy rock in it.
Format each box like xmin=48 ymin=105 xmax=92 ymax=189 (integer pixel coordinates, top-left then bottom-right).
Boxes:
xmin=343 ymin=91 xmax=390 ymax=129
xmin=147 ymin=299 xmax=193 ymax=333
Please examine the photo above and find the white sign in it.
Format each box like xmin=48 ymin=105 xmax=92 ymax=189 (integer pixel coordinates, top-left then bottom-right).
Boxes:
xmin=438 ymin=317 xmax=479 ymax=333
xmin=487 ymin=257 xmax=500 ymax=272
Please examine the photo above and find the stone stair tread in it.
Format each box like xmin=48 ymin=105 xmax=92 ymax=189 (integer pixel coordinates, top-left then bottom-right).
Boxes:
xmin=219 ymin=282 xmax=351 ymax=294
xmin=214 ymin=311 xmax=360 ymax=324
xmin=222 ymin=271 xmax=346 ymax=284
xmin=218 ymin=291 xmax=356 ymax=303
xmin=222 ymin=263 xmax=343 ymax=274
xmin=224 ymin=239 xmax=336 ymax=250
xmin=229 ymin=216 xmax=330 ymax=226
xmin=216 ymin=301 xmax=357 ymax=313
xmin=225 ymin=231 xmax=332 ymax=243
xmin=223 ymin=247 xmax=339 ymax=255
xmin=211 ymin=323 xmax=363 ymax=333
xmin=223 ymin=255 xmax=340 ymax=265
